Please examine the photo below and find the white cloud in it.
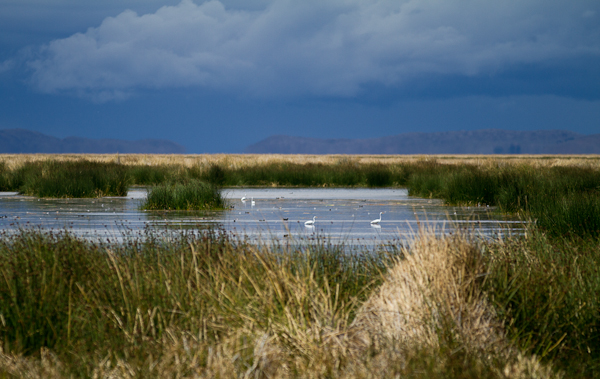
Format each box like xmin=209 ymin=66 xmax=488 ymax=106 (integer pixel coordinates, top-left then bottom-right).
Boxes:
xmin=27 ymin=0 xmax=600 ymax=101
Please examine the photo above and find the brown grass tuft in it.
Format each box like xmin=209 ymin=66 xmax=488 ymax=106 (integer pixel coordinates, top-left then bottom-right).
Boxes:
xmin=351 ymin=230 xmax=559 ymax=378
xmin=353 ymin=232 xmax=501 ymax=350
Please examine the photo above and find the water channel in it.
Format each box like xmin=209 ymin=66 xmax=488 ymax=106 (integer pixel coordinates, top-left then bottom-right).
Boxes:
xmin=0 ymin=188 xmax=524 ymax=249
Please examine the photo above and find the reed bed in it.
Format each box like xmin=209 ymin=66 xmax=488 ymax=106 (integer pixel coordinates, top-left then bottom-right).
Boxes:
xmin=406 ymin=162 xmax=600 ymax=238
xmin=6 ymin=160 xmax=129 ymax=197
xmin=3 ymin=154 xmax=599 ymax=188
xmin=2 ymin=155 xmax=599 ymax=236
xmin=142 ymin=180 xmax=225 ymax=210
xmin=0 ymin=228 xmax=561 ymax=378
xmin=483 ymin=230 xmax=600 ymax=377
xmin=2 ymin=153 xmax=600 ymax=171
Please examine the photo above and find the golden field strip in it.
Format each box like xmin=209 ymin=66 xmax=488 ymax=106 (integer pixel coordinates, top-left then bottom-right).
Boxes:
xmin=1 ymin=153 xmax=600 ymax=170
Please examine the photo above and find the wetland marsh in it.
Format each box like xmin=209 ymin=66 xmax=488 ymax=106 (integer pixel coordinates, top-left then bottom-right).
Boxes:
xmin=1 ymin=154 xmax=599 ymax=378
xmin=0 ymin=187 xmax=522 ymax=246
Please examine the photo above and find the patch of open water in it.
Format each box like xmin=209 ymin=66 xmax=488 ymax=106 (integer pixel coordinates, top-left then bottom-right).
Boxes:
xmin=0 ymin=188 xmax=524 ymax=248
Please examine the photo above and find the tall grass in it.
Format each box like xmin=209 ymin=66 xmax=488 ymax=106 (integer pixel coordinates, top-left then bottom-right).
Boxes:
xmin=0 ymin=161 xmax=10 ymax=191
xmin=13 ymin=160 xmax=129 ymax=198
xmin=128 ymin=163 xmax=177 ymax=185
xmin=0 ymin=159 xmax=403 ymax=195
xmin=483 ymin=229 xmax=600 ymax=377
xmin=0 ymin=228 xmax=562 ymax=378
xmin=407 ymin=162 xmax=600 ymax=238
xmin=210 ymin=161 xmax=367 ymax=187
xmin=3 ymin=153 xmax=599 ymax=172
xmin=0 ymin=229 xmax=396 ymax=377
xmin=142 ymin=179 xmax=225 ymax=210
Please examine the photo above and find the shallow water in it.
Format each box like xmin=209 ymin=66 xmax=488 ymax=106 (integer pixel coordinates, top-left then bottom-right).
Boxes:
xmin=0 ymin=188 xmax=523 ymax=248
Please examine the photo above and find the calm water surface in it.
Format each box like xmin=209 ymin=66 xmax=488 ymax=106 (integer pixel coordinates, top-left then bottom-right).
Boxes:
xmin=0 ymin=188 xmax=524 ymax=247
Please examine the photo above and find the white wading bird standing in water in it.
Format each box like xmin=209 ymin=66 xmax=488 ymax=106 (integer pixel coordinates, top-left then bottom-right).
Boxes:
xmin=241 ymin=193 xmax=247 ymax=202
xmin=251 ymin=197 xmax=255 ymax=206
xmin=305 ymin=216 xmax=316 ymax=226
xmin=371 ymin=211 xmax=384 ymax=225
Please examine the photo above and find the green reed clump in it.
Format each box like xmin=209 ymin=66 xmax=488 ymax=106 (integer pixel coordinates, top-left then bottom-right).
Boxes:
xmin=16 ymin=160 xmax=129 ymax=198
xmin=0 ymin=161 xmax=10 ymax=191
xmin=530 ymin=191 xmax=600 ymax=238
xmin=444 ymin=167 xmax=500 ymax=205
xmin=406 ymin=163 xmax=600 ymax=238
xmin=403 ymin=160 xmax=461 ymax=197
xmin=142 ymin=179 xmax=225 ymax=210
xmin=0 ymin=229 xmax=391 ymax=376
xmin=366 ymin=164 xmax=393 ymax=187
xmin=483 ymin=229 xmax=600 ymax=377
xmin=224 ymin=162 xmax=351 ymax=186
xmin=0 ymin=231 xmax=107 ymax=355
xmin=1 ymin=160 xmax=41 ymax=191
xmin=128 ymin=164 xmax=176 ymax=185
xmin=221 ymin=161 xmax=399 ymax=187
xmin=203 ymin=163 xmax=226 ymax=185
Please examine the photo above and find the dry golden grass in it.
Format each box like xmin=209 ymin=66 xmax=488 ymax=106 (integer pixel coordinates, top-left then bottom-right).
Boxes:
xmin=1 ymin=153 xmax=599 ymax=171
xmin=353 ymin=232 xmax=501 ymax=351
xmin=0 ymin=232 xmax=560 ymax=378
xmin=350 ymin=231 xmax=558 ymax=378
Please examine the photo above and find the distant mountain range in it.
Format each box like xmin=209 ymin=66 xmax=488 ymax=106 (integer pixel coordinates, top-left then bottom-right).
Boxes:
xmin=0 ymin=129 xmax=185 ymax=154
xmin=245 ymin=129 xmax=600 ymax=154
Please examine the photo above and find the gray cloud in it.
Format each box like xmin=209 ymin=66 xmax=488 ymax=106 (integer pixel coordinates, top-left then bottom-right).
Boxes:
xmin=27 ymin=0 xmax=600 ymax=101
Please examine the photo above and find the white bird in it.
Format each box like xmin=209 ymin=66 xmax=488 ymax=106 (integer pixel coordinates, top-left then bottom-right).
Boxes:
xmin=305 ymin=216 xmax=316 ymax=226
xmin=241 ymin=193 xmax=247 ymax=202
xmin=371 ymin=211 xmax=384 ymax=225
xmin=251 ymin=197 xmax=255 ymax=206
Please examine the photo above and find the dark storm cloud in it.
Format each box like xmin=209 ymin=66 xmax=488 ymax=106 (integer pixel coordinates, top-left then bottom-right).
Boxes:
xmin=19 ymin=0 xmax=600 ymax=101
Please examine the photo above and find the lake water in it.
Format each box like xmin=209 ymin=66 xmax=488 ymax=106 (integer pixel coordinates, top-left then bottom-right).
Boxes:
xmin=0 ymin=188 xmax=524 ymax=248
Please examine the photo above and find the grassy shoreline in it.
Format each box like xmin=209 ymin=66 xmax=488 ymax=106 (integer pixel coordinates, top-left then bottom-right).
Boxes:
xmin=1 ymin=154 xmax=599 ymax=377
xmin=0 ymin=227 xmax=580 ymax=378
xmin=2 ymin=155 xmax=599 ymax=237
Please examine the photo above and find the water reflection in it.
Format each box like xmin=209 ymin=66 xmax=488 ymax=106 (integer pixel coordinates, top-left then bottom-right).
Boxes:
xmin=0 ymin=188 xmax=524 ymax=247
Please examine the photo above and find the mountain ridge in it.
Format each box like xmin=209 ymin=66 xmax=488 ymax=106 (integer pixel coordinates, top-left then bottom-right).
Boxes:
xmin=0 ymin=129 xmax=186 ymax=154
xmin=245 ymin=129 xmax=600 ymax=154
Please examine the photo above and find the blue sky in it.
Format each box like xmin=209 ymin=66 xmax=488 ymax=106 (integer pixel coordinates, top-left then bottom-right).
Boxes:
xmin=1 ymin=0 xmax=599 ymax=153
